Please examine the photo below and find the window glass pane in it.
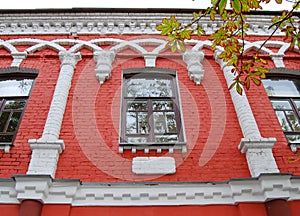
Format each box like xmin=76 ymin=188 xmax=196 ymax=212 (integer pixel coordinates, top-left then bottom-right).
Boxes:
xmin=286 ymin=111 xmax=300 ymax=132
xmin=4 ymin=100 xmax=26 ymax=110
xmin=293 ymin=100 xmax=300 ymax=112
xmin=286 ymin=134 xmax=300 ymax=144
xmin=271 ymin=100 xmax=292 ymax=110
xmin=126 ymin=112 xmax=137 ymax=134
xmin=262 ymin=79 xmax=300 ymax=97
xmin=275 ymin=111 xmax=292 ymax=132
xmin=166 ymin=112 xmax=177 ymax=133
xmin=127 ymin=137 xmax=147 ymax=143
xmin=127 ymin=78 xmax=173 ymax=97
xmin=0 ymin=112 xmax=9 ymax=132
xmin=0 ymin=134 xmax=13 ymax=143
xmin=127 ymin=101 xmax=147 ymax=111
xmin=153 ymin=101 xmax=174 ymax=110
xmin=0 ymin=79 xmax=34 ymax=97
xmin=155 ymin=135 xmax=178 ymax=143
xmin=7 ymin=112 xmax=22 ymax=132
xmin=137 ymin=112 xmax=149 ymax=134
xmin=153 ymin=112 xmax=165 ymax=133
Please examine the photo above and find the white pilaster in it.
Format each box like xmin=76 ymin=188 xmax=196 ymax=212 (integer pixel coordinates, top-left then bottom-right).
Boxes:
xmin=41 ymin=51 xmax=81 ymax=140
xmin=93 ymin=50 xmax=115 ymax=84
xmin=182 ymin=50 xmax=205 ymax=85
xmin=214 ymin=49 xmax=279 ymax=177
xmin=27 ymin=51 xmax=81 ymax=178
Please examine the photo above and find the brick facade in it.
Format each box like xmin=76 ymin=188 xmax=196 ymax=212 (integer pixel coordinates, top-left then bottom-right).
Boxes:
xmin=0 ymin=9 xmax=299 ymax=216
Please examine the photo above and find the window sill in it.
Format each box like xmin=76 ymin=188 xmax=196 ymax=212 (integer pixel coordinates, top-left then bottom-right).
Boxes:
xmin=119 ymin=142 xmax=187 ymax=154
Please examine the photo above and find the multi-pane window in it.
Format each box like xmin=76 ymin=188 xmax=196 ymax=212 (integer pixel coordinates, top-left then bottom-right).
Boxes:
xmin=0 ymin=75 xmax=35 ymax=145
xmin=120 ymin=69 xmax=185 ymax=152
xmin=262 ymin=77 xmax=300 ymax=145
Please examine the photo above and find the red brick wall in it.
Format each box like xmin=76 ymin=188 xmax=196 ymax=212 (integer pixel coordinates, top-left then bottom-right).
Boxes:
xmin=0 ymin=35 xmax=299 ymax=182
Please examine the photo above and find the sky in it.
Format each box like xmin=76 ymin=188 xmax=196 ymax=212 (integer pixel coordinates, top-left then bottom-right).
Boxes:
xmin=0 ymin=0 xmax=295 ymax=11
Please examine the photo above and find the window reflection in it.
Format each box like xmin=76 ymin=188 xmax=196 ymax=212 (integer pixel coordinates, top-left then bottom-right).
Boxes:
xmin=0 ymin=79 xmax=33 ymax=97
xmin=0 ymin=76 xmax=35 ymax=144
xmin=127 ymin=78 xmax=173 ymax=97
xmin=263 ymin=77 xmax=300 ymax=145
xmin=263 ymin=79 xmax=300 ymax=97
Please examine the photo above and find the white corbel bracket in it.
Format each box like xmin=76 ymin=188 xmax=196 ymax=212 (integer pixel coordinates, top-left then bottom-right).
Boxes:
xmin=270 ymin=54 xmax=285 ymax=68
xmin=94 ymin=50 xmax=116 ymax=85
xmin=11 ymin=52 xmax=27 ymax=67
xmin=182 ymin=50 xmax=205 ymax=85
xmin=144 ymin=53 xmax=157 ymax=67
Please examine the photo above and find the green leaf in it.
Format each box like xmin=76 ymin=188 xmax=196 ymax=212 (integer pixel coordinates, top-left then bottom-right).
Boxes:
xmin=236 ymin=82 xmax=243 ymax=95
xmin=180 ymin=29 xmax=193 ymax=40
xmin=171 ymin=42 xmax=177 ymax=53
xmin=275 ymin=0 xmax=282 ymax=4
xmin=231 ymin=0 xmax=242 ymax=14
xmin=250 ymin=77 xmax=262 ymax=86
xmin=197 ymin=27 xmax=205 ymax=37
xmin=210 ymin=9 xmax=216 ymax=21
xmin=218 ymin=0 xmax=228 ymax=15
xmin=156 ymin=16 xmax=180 ymax=36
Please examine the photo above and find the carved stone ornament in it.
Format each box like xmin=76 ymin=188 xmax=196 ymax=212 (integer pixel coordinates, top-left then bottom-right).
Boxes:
xmin=183 ymin=50 xmax=205 ymax=85
xmin=93 ymin=50 xmax=116 ymax=84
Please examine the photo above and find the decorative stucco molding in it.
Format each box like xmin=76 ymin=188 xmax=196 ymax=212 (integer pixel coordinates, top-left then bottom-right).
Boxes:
xmin=214 ymin=49 xmax=279 ymax=177
xmin=183 ymin=50 xmax=205 ymax=85
xmin=0 ymin=11 xmax=297 ymax=36
xmin=1 ymin=174 xmax=300 ymax=206
xmin=93 ymin=50 xmax=116 ymax=84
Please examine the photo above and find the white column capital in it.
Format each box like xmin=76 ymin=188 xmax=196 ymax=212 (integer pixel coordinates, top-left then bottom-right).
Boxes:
xmin=59 ymin=51 xmax=82 ymax=68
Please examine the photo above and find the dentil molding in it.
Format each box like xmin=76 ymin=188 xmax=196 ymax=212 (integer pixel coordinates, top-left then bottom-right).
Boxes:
xmin=0 ymin=11 xmax=297 ymax=36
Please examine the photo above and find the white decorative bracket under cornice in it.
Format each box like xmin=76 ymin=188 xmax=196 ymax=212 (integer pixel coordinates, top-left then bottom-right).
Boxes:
xmin=94 ymin=50 xmax=116 ymax=85
xmin=144 ymin=53 xmax=157 ymax=67
xmin=270 ymin=54 xmax=285 ymax=68
xmin=182 ymin=50 xmax=205 ymax=85
xmin=11 ymin=52 xmax=27 ymax=67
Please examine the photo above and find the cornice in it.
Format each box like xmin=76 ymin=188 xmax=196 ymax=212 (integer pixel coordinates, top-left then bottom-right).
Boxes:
xmin=0 ymin=11 xmax=297 ymax=36
xmin=1 ymin=174 xmax=300 ymax=206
